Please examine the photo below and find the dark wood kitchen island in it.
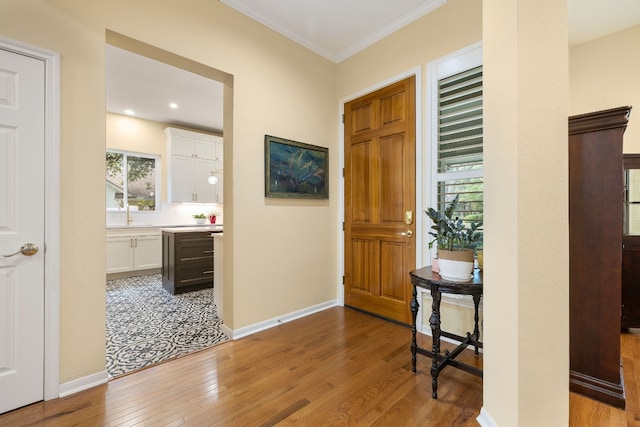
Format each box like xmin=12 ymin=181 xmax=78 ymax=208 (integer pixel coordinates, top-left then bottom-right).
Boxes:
xmin=161 ymin=226 xmax=221 ymax=295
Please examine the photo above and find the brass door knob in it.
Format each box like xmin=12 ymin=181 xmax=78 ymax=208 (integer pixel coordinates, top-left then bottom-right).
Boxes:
xmin=3 ymin=243 xmax=39 ymax=258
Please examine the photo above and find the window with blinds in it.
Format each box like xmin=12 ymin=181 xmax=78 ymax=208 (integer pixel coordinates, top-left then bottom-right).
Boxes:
xmin=436 ymin=65 xmax=483 ymax=224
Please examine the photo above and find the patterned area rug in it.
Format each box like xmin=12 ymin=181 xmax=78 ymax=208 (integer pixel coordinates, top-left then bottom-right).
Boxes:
xmin=106 ymin=274 xmax=228 ymax=377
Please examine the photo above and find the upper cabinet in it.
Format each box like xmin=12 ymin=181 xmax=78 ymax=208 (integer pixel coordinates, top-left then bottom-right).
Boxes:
xmin=165 ymin=127 xmax=223 ymax=203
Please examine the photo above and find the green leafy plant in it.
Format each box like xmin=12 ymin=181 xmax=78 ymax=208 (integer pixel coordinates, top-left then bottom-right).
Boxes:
xmin=425 ymin=195 xmax=482 ymax=251
xmin=193 ymin=213 xmax=207 ymax=219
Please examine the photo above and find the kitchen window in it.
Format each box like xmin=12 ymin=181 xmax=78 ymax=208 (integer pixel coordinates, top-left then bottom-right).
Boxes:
xmin=106 ymin=150 xmax=160 ymax=211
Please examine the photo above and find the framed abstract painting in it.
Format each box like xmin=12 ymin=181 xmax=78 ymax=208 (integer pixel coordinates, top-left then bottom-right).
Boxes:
xmin=264 ymin=135 xmax=328 ymax=199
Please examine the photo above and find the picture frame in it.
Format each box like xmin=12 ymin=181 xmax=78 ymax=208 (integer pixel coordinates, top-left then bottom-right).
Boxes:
xmin=264 ymin=135 xmax=328 ymax=199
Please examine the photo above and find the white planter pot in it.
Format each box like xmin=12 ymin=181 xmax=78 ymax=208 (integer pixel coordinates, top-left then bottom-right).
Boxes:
xmin=437 ymin=249 xmax=474 ymax=282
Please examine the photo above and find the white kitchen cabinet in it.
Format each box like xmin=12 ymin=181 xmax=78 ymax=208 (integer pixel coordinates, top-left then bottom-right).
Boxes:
xmin=213 ymin=168 xmax=223 ymax=204
xmin=165 ymin=127 xmax=223 ymax=203
xmin=171 ymin=133 xmax=216 ymax=160
xmin=170 ymin=156 xmax=216 ymax=203
xmin=106 ymin=229 xmax=162 ymax=274
xmin=213 ymin=234 xmax=224 ymax=320
xmin=214 ymin=140 xmax=223 ymax=162
xmin=106 ymin=235 xmax=135 ymax=273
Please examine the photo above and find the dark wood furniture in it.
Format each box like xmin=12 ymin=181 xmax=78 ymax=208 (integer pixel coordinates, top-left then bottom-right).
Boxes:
xmin=568 ymin=106 xmax=631 ymax=409
xmin=409 ymin=266 xmax=483 ymax=399
xmin=162 ymin=230 xmax=214 ymax=295
xmin=623 ymin=154 xmax=640 ymax=330
xmin=622 ymin=236 xmax=640 ymax=330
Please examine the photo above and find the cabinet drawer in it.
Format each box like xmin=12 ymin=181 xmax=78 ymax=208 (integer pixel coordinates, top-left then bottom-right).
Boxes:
xmin=176 ymin=239 xmax=213 ymax=261
xmin=177 ymin=245 xmax=213 ymax=261
xmin=176 ymin=260 xmax=214 ymax=288
xmin=175 ymin=232 xmax=213 ymax=242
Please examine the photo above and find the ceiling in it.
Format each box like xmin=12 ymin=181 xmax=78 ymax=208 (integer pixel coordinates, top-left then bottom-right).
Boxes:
xmin=106 ymin=0 xmax=640 ymax=132
xmin=106 ymin=45 xmax=224 ymax=134
xmin=220 ymin=0 xmax=448 ymax=63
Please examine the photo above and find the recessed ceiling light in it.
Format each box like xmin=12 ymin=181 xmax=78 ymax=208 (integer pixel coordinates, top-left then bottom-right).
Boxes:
xmin=124 ymin=109 xmax=135 ymax=115
xmin=169 ymin=103 xmax=178 ymax=109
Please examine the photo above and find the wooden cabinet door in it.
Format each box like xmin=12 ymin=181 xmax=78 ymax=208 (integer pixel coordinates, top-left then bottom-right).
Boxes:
xmin=622 ymin=238 xmax=640 ymax=329
xmin=344 ymin=76 xmax=416 ymax=324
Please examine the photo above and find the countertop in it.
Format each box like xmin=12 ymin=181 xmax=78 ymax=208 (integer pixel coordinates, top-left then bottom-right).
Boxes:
xmin=107 ymin=223 xmax=222 ymax=230
xmin=161 ymin=225 xmax=223 ymax=233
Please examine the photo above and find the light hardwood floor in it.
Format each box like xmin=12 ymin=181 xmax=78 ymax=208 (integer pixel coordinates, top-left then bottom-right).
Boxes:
xmin=1 ymin=307 xmax=638 ymax=426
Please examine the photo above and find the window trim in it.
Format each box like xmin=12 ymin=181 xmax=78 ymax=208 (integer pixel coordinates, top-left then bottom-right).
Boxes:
xmin=426 ymin=43 xmax=483 ymax=263
xmin=106 ymin=149 xmax=161 ymax=212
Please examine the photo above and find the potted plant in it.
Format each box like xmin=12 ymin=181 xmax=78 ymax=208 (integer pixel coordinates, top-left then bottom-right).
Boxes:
xmin=426 ymin=195 xmax=482 ymax=281
xmin=193 ymin=213 xmax=207 ymax=225
xmin=208 ymin=210 xmax=220 ymax=224
xmin=476 ymin=239 xmax=484 ymax=270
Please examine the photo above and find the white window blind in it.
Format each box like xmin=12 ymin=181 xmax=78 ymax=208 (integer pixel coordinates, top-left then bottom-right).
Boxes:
xmin=436 ymin=65 xmax=483 ymax=224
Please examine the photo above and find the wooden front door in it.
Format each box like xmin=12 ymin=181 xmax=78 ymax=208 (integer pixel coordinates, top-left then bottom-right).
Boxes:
xmin=344 ymin=76 xmax=416 ymax=324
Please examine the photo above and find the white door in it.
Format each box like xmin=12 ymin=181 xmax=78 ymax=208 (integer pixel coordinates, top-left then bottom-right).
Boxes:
xmin=0 ymin=48 xmax=46 ymax=413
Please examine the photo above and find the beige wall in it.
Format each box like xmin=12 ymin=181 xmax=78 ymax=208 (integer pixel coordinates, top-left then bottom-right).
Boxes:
xmin=483 ymin=0 xmax=569 ymax=425
xmin=570 ymin=24 xmax=640 ymax=152
xmin=0 ymin=0 xmax=337 ymax=382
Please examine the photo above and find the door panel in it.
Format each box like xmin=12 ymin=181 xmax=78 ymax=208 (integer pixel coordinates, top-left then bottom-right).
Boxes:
xmin=350 ymin=140 xmax=372 ymax=223
xmin=380 ymin=241 xmax=405 ymax=300
xmin=344 ymin=76 xmax=416 ymax=324
xmin=0 ymin=48 xmax=46 ymax=414
xmin=380 ymin=134 xmax=405 ymax=223
xmin=351 ymin=238 xmax=377 ymax=293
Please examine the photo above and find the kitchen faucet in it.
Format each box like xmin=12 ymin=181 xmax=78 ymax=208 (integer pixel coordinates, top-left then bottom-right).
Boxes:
xmin=126 ymin=203 xmax=133 ymax=225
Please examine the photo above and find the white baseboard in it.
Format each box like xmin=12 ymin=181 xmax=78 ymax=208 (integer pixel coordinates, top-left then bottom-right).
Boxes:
xmin=220 ymin=323 xmax=233 ymax=338
xmin=476 ymin=407 xmax=497 ymax=427
xmin=58 ymin=370 xmax=109 ymax=398
xmin=230 ymin=300 xmax=338 ymax=339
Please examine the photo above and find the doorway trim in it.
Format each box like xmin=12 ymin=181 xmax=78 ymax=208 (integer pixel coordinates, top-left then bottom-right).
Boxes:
xmin=0 ymin=37 xmax=61 ymax=401
xmin=337 ymin=66 xmax=423 ymax=307
xmin=105 ymin=30 xmax=235 ymax=331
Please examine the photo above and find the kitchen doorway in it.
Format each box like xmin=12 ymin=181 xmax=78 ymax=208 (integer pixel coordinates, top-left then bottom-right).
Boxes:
xmin=105 ymin=31 xmax=233 ymax=376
